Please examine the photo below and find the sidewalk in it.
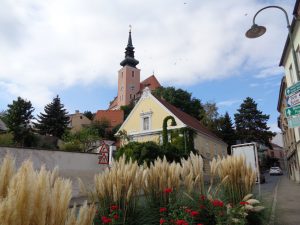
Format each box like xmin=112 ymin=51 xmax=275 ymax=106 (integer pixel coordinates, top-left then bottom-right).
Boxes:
xmin=274 ymin=175 xmax=300 ymax=225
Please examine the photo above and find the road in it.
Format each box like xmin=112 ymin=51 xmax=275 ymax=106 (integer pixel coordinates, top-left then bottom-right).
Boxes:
xmin=258 ymin=173 xmax=281 ymax=203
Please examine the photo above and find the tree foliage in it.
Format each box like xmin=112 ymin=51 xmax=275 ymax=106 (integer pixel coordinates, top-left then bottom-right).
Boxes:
xmin=234 ymin=97 xmax=274 ymax=147
xmin=5 ymin=97 xmax=34 ymax=146
xmin=62 ymin=126 xmax=100 ymax=152
xmin=218 ymin=112 xmax=236 ymax=154
xmin=120 ymin=101 xmax=135 ymax=120
xmin=152 ymin=87 xmax=205 ymax=120
xmin=83 ymin=111 xmax=94 ymax=120
xmin=200 ymin=101 xmax=221 ymax=135
xmin=35 ymin=95 xmax=69 ymax=138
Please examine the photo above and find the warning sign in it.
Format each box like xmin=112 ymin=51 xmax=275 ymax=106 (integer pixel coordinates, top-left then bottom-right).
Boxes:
xmin=98 ymin=142 xmax=110 ymax=164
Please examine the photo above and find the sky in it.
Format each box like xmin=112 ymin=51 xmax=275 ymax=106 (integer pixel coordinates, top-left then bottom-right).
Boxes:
xmin=0 ymin=0 xmax=295 ymax=132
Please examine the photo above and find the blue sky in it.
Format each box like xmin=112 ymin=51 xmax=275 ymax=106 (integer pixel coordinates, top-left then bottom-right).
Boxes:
xmin=0 ymin=0 xmax=295 ymax=132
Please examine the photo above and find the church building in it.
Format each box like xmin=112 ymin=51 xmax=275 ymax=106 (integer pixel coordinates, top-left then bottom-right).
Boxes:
xmin=109 ymin=30 xmax=161 ymax=110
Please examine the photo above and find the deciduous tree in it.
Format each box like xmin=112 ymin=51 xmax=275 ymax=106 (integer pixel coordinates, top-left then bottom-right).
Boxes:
xmin=153 ymin=87 xmax=205 ymax=120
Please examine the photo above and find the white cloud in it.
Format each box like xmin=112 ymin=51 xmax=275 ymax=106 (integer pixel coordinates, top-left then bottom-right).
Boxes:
xmin=217 ymin=99 xmax=241 ymax=107
xmin=0 ymin=0 xmax=294 ymax=108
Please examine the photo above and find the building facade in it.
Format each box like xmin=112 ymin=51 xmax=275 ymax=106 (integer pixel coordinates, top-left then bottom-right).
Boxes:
xmin=278 ymin=0 xmax=300 ymax=182
xmin=68 ymin=110 xmax=91 ymax=133
xmin=117 ymin=88 xmax=227 ymax=172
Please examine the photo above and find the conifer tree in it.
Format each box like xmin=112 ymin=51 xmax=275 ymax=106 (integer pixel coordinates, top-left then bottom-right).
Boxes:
xmin=5 ymin=97 xmax=34 ymax=145
xmin=234 ymin=97 xmax=274 ymax=147
xmin=36 ymin=95 xmax=69 ymax=138
xmin=219 ymin=112 xmax=236 ymax=154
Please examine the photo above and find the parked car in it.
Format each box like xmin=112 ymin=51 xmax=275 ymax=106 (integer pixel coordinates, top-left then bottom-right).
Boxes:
xmin=269 ymin=167 xmax=283 ymax=176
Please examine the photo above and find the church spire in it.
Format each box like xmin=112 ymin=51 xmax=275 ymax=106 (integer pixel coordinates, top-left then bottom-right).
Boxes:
xmin=120 ymin=26 xmax=139 ymax=68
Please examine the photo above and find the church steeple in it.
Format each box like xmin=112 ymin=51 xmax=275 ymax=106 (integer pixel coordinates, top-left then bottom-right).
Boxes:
xmin=120 ymin=28 xmax=139 ymax=68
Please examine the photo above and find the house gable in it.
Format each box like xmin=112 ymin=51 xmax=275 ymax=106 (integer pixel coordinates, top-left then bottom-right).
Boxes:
xmin=118 ymin=88 xmax=186 ymax=136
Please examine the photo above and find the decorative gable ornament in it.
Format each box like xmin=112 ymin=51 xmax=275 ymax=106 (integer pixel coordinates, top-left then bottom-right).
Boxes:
xmin=141 ymin=87 xmax=151 ymax=100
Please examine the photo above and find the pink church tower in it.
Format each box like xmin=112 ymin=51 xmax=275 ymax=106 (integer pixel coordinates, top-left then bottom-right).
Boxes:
xmin=117 ymin=29 xmax=141 ymax=108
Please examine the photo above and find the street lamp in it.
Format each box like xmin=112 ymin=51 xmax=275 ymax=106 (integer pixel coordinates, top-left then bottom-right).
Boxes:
xmin=245 ymin=5 xmax=300 ymax=81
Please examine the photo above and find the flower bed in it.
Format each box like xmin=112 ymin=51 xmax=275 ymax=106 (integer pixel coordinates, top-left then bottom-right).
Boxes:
xmin=86 ymin=153 xmax=265 ymax=225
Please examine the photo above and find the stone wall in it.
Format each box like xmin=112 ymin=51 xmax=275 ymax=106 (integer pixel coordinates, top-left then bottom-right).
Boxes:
xmin=0 ymin=147 xmax=108 ymax=198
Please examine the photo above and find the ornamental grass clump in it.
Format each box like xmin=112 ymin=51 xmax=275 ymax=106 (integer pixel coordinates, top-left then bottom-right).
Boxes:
xmin=180 ymin=152 xmax=204 ymax=194
xmin=216 ymin=155 xmax=256 ymax=204
xmin=94 ymin=156 xmax=143 ymax=223
xmin=0 ymin=154 xmax=95 ymax=225
xmin=142 ymin=156 xmax=181 ymax=205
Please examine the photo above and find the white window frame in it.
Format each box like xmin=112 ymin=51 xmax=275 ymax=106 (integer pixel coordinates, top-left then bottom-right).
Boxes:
xmin=140 ymin=111 xmax=153 ymax=131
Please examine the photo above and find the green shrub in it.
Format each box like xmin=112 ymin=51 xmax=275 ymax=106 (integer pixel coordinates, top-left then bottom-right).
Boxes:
xmin=0 ymin=133 xmax=14 ymax=146
xmin=115 ymin=141 xmax=163 ymax=165
xmin=60 ymin=141 xmax=83 ymax=152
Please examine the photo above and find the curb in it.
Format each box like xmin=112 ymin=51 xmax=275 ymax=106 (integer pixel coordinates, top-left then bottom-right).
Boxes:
xmin=268 ymin=177 xmax=281 ymax=225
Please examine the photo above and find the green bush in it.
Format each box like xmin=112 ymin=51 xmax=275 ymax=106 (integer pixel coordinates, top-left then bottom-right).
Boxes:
xmin=0 ymin=133 xmax=14 ymax=146
xmin=60 ymin=141 xmax=83 ymax=152
xmin=115 ymin=141 xmax=164 ymax=165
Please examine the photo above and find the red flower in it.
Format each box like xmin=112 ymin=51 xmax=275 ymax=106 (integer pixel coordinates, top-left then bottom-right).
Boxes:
xmin=240 ymin=201 xmax=249 ymax=205
xmin=164 ymin=188 xmax=172 ymax=193
xmin=212 ymin=199 xmax=224 ymax=207
xmin=190 ymin=211 xmax=199 ymax=217
xmin=110 ymin=205 xmax=118 ymax=211
xmin=160 ymin=218 xmax=167 ymax=224
xmin=200 ymin=195 xmax=206 ymax=201
xmin=101 ymin=216 xmax=112 ymax=224
xmin=113 ymin=214 xmax=119 ymax=220
xmin=175 ymin=219 xmax=188 ymax=225
xmin=160 ymin=207 xmax=167 ymax=213
xmin=185 ymin=208 xmax=191 ymax=213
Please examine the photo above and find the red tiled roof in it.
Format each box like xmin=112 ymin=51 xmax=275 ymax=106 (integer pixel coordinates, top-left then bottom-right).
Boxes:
xmin=155 ymin=97 xmax=224 ymax=143
xmin=94 ymin=110 xmax=124 ymax=128
xmin=140 ymin=75 xmax=161 ymax=91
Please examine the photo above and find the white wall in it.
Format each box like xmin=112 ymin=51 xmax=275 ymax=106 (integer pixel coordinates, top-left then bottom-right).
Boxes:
xmin=0 ymin=147 xmax=108 ymax=197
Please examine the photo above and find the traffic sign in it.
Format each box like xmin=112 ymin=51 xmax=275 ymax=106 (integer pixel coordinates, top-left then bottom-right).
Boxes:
xmin=287 ymin=115 xmax=300 ymax=128
xmin=287 ymin=91 xmax=300 ymax=107
xmin=286 ymin=81 xmax=300 ymax=96
xmin=285 ymin=105 xmax=300 ymax=117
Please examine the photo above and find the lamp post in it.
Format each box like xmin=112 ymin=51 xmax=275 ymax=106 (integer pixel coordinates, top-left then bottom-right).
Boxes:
xmin=245 ymin=5 xmax=300 ymax=81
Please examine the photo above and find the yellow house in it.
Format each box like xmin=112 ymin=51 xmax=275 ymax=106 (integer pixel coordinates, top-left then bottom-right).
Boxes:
xmin=117 ymin=87 xmax=227 ymax=169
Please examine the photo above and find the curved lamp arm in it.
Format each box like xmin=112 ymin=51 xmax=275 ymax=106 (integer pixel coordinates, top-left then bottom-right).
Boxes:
xmin=250 ymin=5 xmax=300 ymax=81
xmin=252 ymin=6 xmax=291 ymax=28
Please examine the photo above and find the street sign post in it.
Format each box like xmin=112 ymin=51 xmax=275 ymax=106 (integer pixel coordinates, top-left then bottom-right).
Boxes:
xmin=285 ymin=105 xmax=300 ymax=117
xmin=287 ymin=91 xmax=300 ymax=107
xmin=285 ymin=82 xmax=300 ymax=128
xmin=287 ymin=116 xmax=300 ymax=128
xmin=286 ymin=81 xmax=300 ymax=96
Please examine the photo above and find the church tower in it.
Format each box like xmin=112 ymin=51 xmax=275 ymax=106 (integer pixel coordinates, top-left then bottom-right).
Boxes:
xmin=117 ymin=29 xmax=141 ymax=108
